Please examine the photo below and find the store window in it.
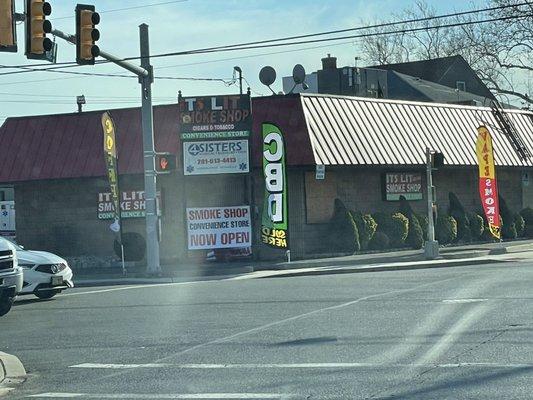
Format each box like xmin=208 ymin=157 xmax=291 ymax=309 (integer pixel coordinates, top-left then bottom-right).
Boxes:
xmin=305 ymin=171 xmax=337 ymax=224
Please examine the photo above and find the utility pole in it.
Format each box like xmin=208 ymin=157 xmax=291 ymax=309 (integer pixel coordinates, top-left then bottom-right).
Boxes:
xmin=234 ymin=66 xmax=243 ymax=95
xmin=139 ymin=24 xmax=161 ymax=275
xmin=52 ymin=25 xmax=160 ymax=275
xmin=424 ymin=147 xmax=439 ymax=259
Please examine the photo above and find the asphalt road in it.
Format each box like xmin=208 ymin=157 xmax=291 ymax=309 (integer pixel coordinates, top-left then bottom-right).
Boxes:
xmin=1 ymin=259 xmax=533 ymax=399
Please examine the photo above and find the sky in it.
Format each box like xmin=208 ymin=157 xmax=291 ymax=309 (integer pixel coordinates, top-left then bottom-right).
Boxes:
xmin=0 ymin=0 xmax=485 ymax=124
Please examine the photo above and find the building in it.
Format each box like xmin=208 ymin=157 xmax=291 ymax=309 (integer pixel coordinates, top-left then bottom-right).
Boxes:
xmin=0 ymin=93 xmax=532 ymax=267
xmin=283 ymin=54 xmax=494 ymax=106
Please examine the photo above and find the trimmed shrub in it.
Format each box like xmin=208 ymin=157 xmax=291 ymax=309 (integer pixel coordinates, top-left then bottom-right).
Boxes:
xmin=416 ymin=213 xmax=429 ymax=241
xmin=435 ymin=215 xmax=457 ymax=245
xmin=499 ymin=196 xmax=517 ymax=240
xmin=352 ymin=212 xmax=377 ymax=250
xmin=448 ymin=192 xmax=470 ymax=242
xmin=368 ymin=231 xmax=390 ymax=250
xmin=374 ymin=212 xmax=409 ymax=248
xmin=520 ymin=207 xmax=533 ymax=238
xmin=515 ymin=214 xmax=525 ymax=237
xmin=398 ymin=196 xmax=423 ymax=249
xmin=329 ymin=199 xmax=360 ymax=253
xmin=468 ymin=213 xmax=484 ymax=240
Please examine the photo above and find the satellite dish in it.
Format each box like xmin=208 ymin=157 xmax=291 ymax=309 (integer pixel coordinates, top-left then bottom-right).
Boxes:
xmin=292 ymin=64 xmax=306 ymax=84
xmin=259 ymin=66 xmax=277 ymax=87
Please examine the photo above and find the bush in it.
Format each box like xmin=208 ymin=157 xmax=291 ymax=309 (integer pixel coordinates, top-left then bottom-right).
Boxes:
xmin=416 ymin=213 xmax=429 ymax=241
xmin=435 ymin=215 xmax=457 ymax=245
xmin=329 ymin=199 xmax=360 ymax=253
xmin=448 ymin=192 xmax=470 ymax=242
xmin=352 ymin=212 xmax=377 ymax=250
xmin=520 ymin=207 xmax=533 ymax=238
xmin=515 ymin=214 xmax=525 ymax=237
xmin=374 ymin=212 xmax=409 ymax=248
xmin=499 ymin=196 xmax=517 ymax=240
xmin=468 ymin=213 xmax=484 ymax=240
xmin=368 ymin=231 xmax=390 ymax=250
xmin=398 ymin=196 xmax=423 ymax=249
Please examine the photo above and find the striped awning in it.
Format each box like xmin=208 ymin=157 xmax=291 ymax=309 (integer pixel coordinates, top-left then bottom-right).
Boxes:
xmin=300 ymin=94 xmax=533 ymax=167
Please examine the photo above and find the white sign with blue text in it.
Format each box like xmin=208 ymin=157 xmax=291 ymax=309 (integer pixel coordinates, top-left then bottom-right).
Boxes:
xmin=183 ymin=139 xmax=249 ymax=175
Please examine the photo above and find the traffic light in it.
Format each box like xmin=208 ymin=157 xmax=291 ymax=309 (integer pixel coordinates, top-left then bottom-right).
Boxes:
xmin=25 ymin=0 xmax=53 ymax=59
xmin=155 ymin=153 xmax=177 ymax=174
xmin=0 ymin=0 xmax=17 ymax=52
xmin=75 ymin=4 xmax=100 ymax=65
xmin=431 ymin=152 xmax=445 ymax=169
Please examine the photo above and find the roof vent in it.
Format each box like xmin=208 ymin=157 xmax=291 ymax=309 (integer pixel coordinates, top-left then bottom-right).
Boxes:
xmin=321 ymin=53 xmax=337 ymax=70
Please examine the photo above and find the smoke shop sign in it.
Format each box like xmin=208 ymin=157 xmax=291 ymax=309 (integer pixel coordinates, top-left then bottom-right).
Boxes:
xmin=385 ymin=172 xmax=423 ymax=201
xmin=187 ymin=206 xmax=251 ymax=250
xmin=179 ymin=95 xmax=251 ymax=139
xmin=97 ymin=190 xmax=160 ymax=219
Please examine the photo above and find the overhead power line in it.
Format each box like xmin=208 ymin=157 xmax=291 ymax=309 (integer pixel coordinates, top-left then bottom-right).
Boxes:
xmin=51 ymin=0 xmax=189 ymax=20
xmin=0 ymin=1 xmax=530 ymax=72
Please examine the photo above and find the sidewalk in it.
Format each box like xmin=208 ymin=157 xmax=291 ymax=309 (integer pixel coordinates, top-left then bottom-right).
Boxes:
xmin=0 ymin=352 xmax=26 ymax=397
xmin=73 ymin=239 xmax=533 ymax=287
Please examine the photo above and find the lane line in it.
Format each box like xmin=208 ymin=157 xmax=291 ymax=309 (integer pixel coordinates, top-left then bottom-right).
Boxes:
xmin=27 ymin=393 xmax=288 ymax=399
xmin=61 ymin=280 xmax=226 ymax=297
xmin=69 ymin=362 xmax=533 ymax=370
xmin=93 ymin=275 xmax=463 ymax=383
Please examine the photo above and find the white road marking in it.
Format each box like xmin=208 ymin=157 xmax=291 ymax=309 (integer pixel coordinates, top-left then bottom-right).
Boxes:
xmin=69 ymin=362 xmax=533 ymax=370
xmin=28 ymin=393 xmax=287 ymax=399
xmin=61 ymin=280 xmax=223 ymax=297
xmin=415 ymin=302 xmax=491 ymax=366
xmin=442 ymin=298 xmax=488 ymax=303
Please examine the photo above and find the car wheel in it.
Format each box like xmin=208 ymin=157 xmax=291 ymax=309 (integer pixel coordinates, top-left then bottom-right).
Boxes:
xmin=0 ymin=298 xmax=13 ymax=316
xmin=35 ymin=291 xmax=58 ymax=300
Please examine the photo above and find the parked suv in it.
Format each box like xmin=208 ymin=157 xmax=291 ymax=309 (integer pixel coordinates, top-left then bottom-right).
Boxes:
xmin=0 ymin=238 xmax=22 ymax=316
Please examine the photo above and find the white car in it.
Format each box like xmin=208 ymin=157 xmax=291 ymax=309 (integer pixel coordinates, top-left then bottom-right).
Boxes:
xmin=5 ymin=240 xmax=74 ymax=299
xmin=0 ymin=238 xmax=23 ymax=316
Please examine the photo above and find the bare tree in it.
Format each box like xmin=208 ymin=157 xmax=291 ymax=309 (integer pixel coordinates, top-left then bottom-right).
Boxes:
xmin=360 ymin=0 xmax=533 ymax=105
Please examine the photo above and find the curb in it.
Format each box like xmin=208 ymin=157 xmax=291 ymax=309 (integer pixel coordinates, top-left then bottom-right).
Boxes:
xmin=256 ymin=258 xmax=505 ymax=279
xmin=0 ymin=352 xmax=26 ymax=397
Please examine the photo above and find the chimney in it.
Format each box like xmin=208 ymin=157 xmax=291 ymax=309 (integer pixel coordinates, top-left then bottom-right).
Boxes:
xmin=321 ymin=53 xmax=337 ymax=70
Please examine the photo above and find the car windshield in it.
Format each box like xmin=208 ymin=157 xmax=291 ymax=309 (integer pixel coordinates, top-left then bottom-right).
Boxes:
xmin=1 ymin=1 xmax=533 ymax=399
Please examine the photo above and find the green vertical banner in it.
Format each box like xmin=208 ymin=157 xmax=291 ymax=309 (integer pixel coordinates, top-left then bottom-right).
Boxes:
xmin=261 ymin=122 xmax=289 ymax=249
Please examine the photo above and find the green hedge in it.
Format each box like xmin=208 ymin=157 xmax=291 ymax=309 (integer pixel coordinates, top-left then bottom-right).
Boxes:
xmin=330 ymin=199 xmax=360 ymax=253
xmin=468 ymin=213 xmax=484 ymax=240
xmin=448 ymin=192 xmax=470 ymax=242
xmin=520 ymin=207 xmax=533 ymax=238
xmin=436 ymin=215 xmax=457 ymax=244
xmin=368 ymin=231 xmax=390 ymax=250
xmin=373 ymin=212 xmax=409 ymax=248
xmin=515 ymin=214 xmax=525 ymax=237
xmin=352 ymin=212 xmax=377 ymax=250
xmin=399 ymin=196 xmax=423 ymax=249
xmin=499 ymin=196 xmax=517 ymax=240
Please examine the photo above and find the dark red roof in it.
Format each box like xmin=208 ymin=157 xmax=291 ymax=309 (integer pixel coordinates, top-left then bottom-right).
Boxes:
xmin=0 ymin=95 xmax=313 ymax=183
xmin=0 ymin=104 xmax=181 ymax=183
xmin=251 ymin=95 xmax=314 ymax=167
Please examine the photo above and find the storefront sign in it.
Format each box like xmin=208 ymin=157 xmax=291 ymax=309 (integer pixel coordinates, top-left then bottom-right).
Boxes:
xmin=183 ymin=139 xmax=249 ymax=175
xmin=384 ymin=172 xmax=423 ymax=201
xmin=187 ymin=206 xmax=251 ymax=250
xmin=476 ymin=126 xmax=501 ymax=239
xmin=261 ymin=123 xmax=289 ymax=249
xmin=179 ymin=94 xmax=251 ymax=138
xmin=97 ymin=190 xmax=161 ymax=220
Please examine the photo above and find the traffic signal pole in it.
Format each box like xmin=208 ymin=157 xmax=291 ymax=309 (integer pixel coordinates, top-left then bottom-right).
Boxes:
xmin=52 ymin=25 xmax=161 ymax=275
xmin=424 ymin=147 xmax=439 ymax=259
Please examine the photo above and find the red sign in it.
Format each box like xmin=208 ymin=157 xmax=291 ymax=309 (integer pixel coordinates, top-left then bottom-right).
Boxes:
xmin=476 ymin=126 xmax=501 ymax=239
